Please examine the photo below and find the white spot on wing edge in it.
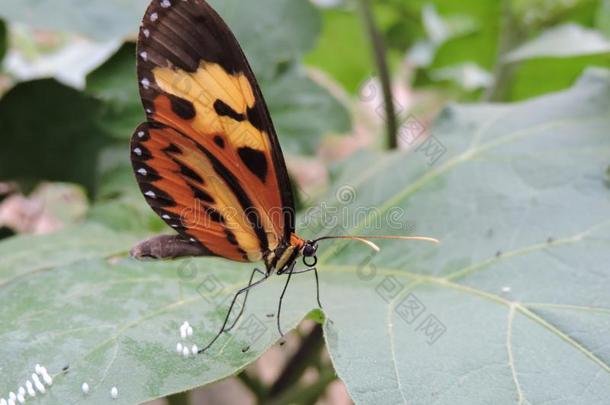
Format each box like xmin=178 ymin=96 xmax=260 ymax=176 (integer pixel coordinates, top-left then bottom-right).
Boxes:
xmin=137 ymin=131 xmax=145 ymax=138
xmin=143 ymin=28 xmax=150 ymax=38
xmin=141 ymin=78 xmax=151 ymax=89
xmin=138 ymin=168 xmax=148 ymax=176
xmin=150 ymin=12 xmax=159 ymax=22
xmin=145 ymin=191 xmax=156 ymax=199
xmin=161 ymin=0 xmax=171 ymax=8
xmin=133 ymin=148 xmax=142 ymax=156
xmin=162 ymin=214 xmax=171 ymax=220
xmin=140 ymin=51 xmax=148 ymax=61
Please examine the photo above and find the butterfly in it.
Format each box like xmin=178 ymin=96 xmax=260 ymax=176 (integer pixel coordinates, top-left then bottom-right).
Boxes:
xmin=129 ymin=0 xmax=438 ymax=353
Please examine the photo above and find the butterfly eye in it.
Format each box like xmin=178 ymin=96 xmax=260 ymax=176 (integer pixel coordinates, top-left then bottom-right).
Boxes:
xmin=302 ymin=243 xmax=317 ymax=257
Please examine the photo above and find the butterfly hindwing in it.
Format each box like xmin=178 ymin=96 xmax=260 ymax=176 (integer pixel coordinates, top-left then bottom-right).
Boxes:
xmin=131 ymin=0 xmax=295 ymax=261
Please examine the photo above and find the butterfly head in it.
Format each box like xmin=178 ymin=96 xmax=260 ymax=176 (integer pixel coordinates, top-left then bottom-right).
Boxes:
xmin=301 ymin=240 xmax=318 ymax=267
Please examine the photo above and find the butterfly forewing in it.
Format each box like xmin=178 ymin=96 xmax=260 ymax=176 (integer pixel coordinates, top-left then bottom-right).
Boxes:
xmin=131 ymin=0 xmax=295 ymax=262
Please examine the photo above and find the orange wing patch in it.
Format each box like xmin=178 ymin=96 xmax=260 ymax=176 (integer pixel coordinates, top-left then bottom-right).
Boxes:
xmin=133 ymin=124 xmax=265 ymax=261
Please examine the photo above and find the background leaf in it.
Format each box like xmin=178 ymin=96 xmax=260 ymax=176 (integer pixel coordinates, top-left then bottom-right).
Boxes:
xmin=0 ymin=0 xmax=148 ymax=41
xmin=507 ymin=53 xmax=610 ymax=100
xmin=0 ymin=79 xmax=111 ymax=195
xmin=209 ymin=0 xmax=321 ymax=80
xmin=597 ymin=0 xmax=610 ymax=36
xmin=261 ymin=65 xmax=351 ymax=154
xmin=418 ymin=0 xmax=501 ymax=81
xmin=305 ymin=7 xmax=374 ymax=93
xmin=504 ymin=23 xmax=610 ymax=62
xmin=86 ymin=43 xmax=141 ymax=141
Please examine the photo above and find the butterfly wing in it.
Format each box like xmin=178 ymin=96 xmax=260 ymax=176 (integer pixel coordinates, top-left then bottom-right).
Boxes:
xmin=131 ymin=0 xmax=295 ymax=262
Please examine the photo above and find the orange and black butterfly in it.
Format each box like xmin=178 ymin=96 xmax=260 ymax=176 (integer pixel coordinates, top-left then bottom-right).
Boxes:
xmin=130 ymin=0 xmax=437 ymax=352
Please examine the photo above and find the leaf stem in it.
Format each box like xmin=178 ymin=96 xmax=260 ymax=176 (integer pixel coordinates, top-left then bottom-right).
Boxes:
xmin=483 ymin=0 xmax=526 ymax=101
xmin=166 ymin=391 xmax=190 ymax=405
xmin=237 ymin=370 xmax=267 ymax=400
xmin=356 ymin=0 xmax=399 ymax=149
xmin=268 ymin=365 xmax=337 ymax=405
xmin=268 ymin=324 xmax=325 ymax=398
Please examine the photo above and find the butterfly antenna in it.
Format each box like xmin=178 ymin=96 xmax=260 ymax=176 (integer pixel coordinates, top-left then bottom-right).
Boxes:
xmin=313 ymin=235 xmax=439 ymax=252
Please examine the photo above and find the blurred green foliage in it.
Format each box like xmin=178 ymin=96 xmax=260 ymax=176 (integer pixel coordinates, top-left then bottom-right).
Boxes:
xmin=0 ymin=80 xmax=110 ymax=195
xmin=303 ymin=0 xmax=610 ymax=101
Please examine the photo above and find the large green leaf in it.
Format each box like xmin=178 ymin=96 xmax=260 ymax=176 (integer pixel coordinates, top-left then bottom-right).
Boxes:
xmin=1 ymin=69 xmax=609 ymax=404
xmin=0 ymin=224 xmax=136 ymax=285
xmin=0 ymin=227 xmax=317 ymax=404
xmin=319 ymin=68 xmax=610 ymax=404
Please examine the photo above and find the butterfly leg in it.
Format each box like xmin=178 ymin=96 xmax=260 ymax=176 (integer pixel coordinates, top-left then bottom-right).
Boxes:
xmin=276 ymin=261 xmax=296 ymax=337
xmin=199 ymin=273 xmax=269 ymax=354
xmin=223 ymin=267 xmax=267 ymax=332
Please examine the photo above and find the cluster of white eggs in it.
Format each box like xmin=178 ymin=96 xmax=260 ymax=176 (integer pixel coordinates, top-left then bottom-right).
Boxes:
xmin=176 ymin=321 xmax=199 ymax=358
xmin=1 ymin=364 xmax=52 ymax=405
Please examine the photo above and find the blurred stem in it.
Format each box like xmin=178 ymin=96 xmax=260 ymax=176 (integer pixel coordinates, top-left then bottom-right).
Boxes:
xmin=268 ymin=365 xmax=337 ymax=405
xmin=483 ymin=0 xmax=526 ymax=101
xmin=166 ymin=391 xmax=190 ymax=405
xmin=356 ymin=0 xmax=399 ymax=150
xmin=237 ymin=370 xmax=267 ymax=400
xmin=268 ymin=324 xmax=325 ymax=399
